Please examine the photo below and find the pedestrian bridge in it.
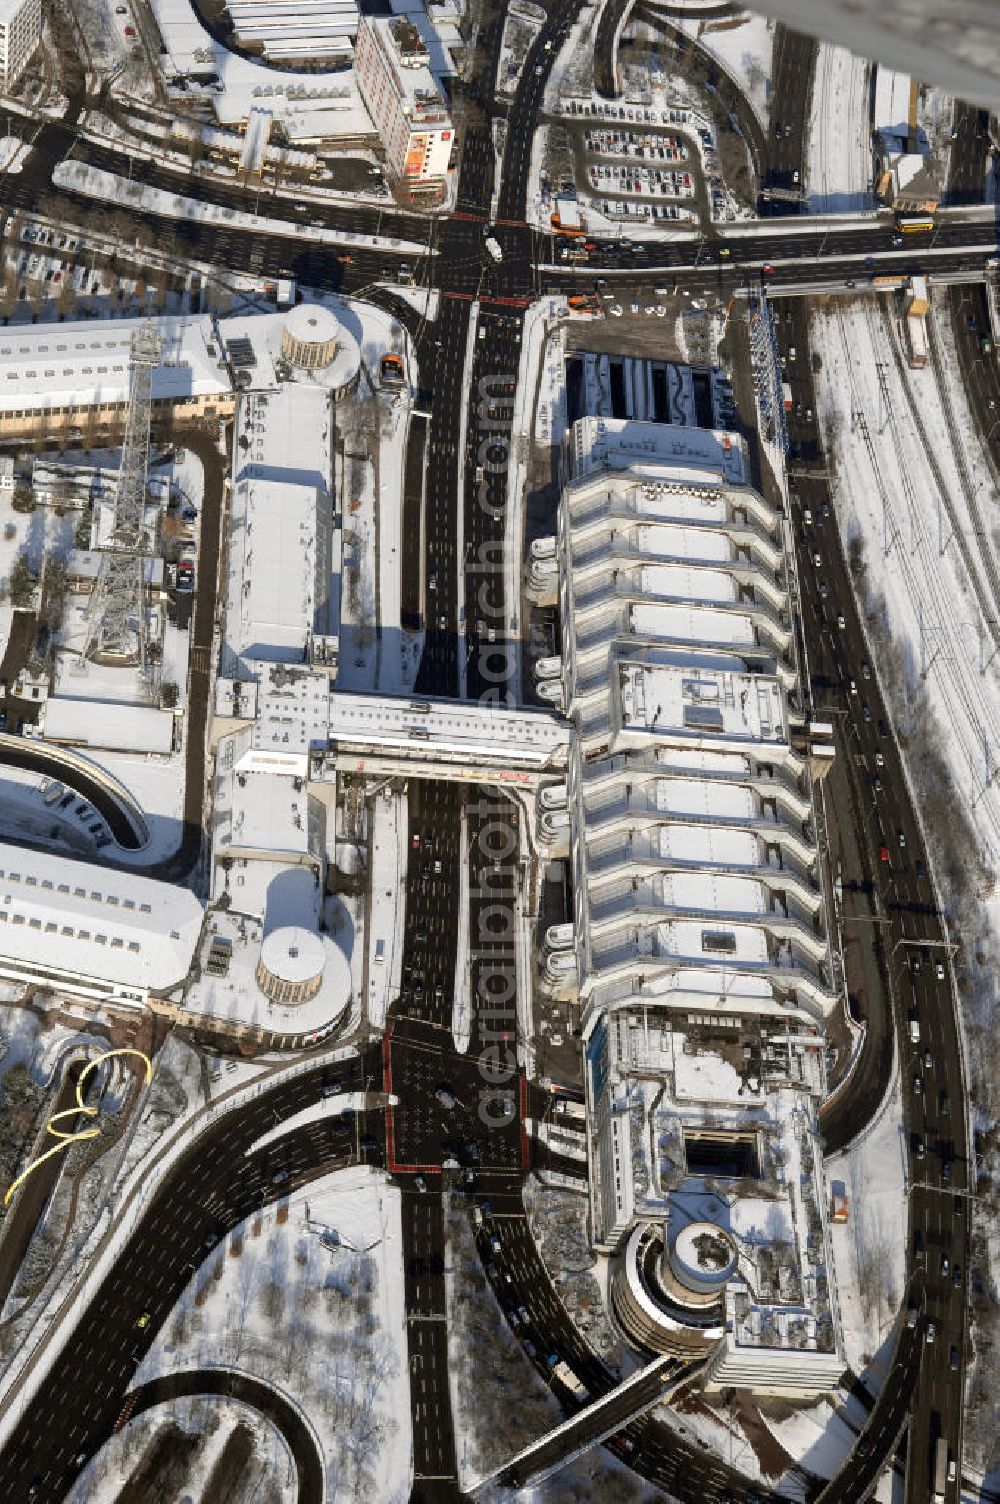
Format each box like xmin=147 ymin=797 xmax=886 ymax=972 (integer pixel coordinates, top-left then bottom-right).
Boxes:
xmin=314 ymin=691 xmax=570 ymax=787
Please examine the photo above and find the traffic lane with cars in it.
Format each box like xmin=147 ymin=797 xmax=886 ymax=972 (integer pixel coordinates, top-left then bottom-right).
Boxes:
xmin=477 ymin=1215 xmax=772 ymax=1504
xmin=764 ymin=25 xmax=815 ymax=203
xmin=777 ymin=305 xmax=971 ymax=1497
xmin=400 ymin=1193 xmax=456 ymax=1482
xmin=791 ymin=431 xmax=964 ymax=1174
xmin=1 ymin=1092 xmax=364 ymax=1503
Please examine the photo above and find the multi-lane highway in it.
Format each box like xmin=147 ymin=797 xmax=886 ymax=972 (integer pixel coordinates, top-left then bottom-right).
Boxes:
xmin=0 ymin=6 xmax=988 ymax=1502
xmin=0 ymin=1056 xmax=372 ymax=1500
xmin=777 ymin=290 xmax=971 ymax=1501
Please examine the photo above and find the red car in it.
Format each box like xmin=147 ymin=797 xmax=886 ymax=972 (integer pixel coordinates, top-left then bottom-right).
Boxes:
xmin=124 ymin=25 xmax=135 ymax=35
xmin=879 ymin=846 xmax=889 ymax=863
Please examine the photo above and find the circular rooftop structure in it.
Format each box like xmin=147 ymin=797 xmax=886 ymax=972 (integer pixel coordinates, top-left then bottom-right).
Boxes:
xmin=668 ymin=1221 xmax=738 ymax=1293
xmin=281 ymin=303 xmax=339 ymax=370
xmin=257 ymin=925 xmax=326 ymax=1004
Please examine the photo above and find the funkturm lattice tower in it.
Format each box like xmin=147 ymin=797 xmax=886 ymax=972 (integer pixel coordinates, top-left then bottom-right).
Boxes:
xmin=82 ymin=323 xmax=162 ymax=669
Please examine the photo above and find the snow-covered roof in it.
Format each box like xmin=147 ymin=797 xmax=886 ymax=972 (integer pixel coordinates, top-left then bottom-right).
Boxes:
xmin=890 ymin=154 xmax=942 ymax=200
xmin=219 ymin=312 xmax=360 ymax=398
xmin=325 ymin=690 xmax=570 ymax=770
xmin=216 ymin=751 xmax=323 ymax=863
xmin=43 ymin=698 xmax=175 ymax=755
xmin=617 ymin=663 xmax=788 ymax=747
xmin=0 ymin=844 xmax=202 ymax=999
xmin=223 ymin=475 xmax=332 ymax=673
xmin=226 ymin=0 xmax=359 ymax=63
xmin=569 ymin=417 xmax=748 ymax=486
xmin=364 ymin=16 xmax=450 ymax=117
xmin=0 ymin=316 xmax=229 ymax=414
xmin=260 ymin=924 xmax=325 ymax=984
xmin=149 ymin=0 xmax=373 ymax=135
xmin=560 ymin=421 xmax=835 ymax=1028
xmin=251 ymin=661 xmax=333 ymax=757
xmin=229 ymin=382 xmax=333 ymax=484
xmin=284 ymin=303 xmax=339 ymax=347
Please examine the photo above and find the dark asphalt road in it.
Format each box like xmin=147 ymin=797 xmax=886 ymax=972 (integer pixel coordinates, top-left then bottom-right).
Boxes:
xmin=0 ymin=9 xmax=989 ymax=1503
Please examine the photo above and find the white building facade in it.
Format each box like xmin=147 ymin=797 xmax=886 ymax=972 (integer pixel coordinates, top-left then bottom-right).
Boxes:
xmin=0 ymin=0 xmax=41 ymax=89
xmin=539 ymin=418 xmax=845 ymax=1397
xmin=353 ymin=15 xmax=453 ymax=186
xmin=0 ymin=844 xmax=203 ymax=1006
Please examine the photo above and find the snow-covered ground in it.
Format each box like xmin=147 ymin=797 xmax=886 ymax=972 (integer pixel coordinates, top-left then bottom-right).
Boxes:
xmin=810 ymin=294 xmax=1000 ymax=883
xmin=764 ymin=1397 xmax=870 ymax=1484
xmin=52 ymin=161 xmax=431 ymax=258
xmin=81 ymin=745 xmax=186 ymax=866
xmin=125 ymin=1166 xmax=410 ymax=1502
xmin=805 ymin=46 xmax=874 ymax=213
xmin=671 ymin=10 xmax=775 ymax=129
xmin=75 ymin=1392 xmax=294 ymax=1503
xmin=0 ymin=494 xmax=77 ymax=594
xmin=445 ymin=1199 xmax=563 ymax=1490
xmin=0 ymin=136 xmax=29 ymax=173
xmin=533 ymin=321 xmax=568 ymax=452
xmin=824 ymin=1078 xmax=907 ymax=1381
xmin=496 ymin=0 xmax=545 ymax=100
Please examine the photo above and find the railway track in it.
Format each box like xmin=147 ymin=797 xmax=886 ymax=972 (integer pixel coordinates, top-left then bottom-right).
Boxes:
xmin=825 ymin=295 xmax=1000 ymax=854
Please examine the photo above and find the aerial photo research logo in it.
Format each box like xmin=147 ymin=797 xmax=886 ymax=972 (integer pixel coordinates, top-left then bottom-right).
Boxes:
xmin=472 ymin=369 xmax=519 ymax=1129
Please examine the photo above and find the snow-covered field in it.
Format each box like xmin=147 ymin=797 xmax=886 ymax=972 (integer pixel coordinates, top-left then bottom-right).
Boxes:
xmin=445 ymin=1200 xmax=562 ymax=1489
xmin=120 ymin=1166 xmax=410 ymax=1503
xmin=672 ymin=11 xmax=775 ymax=128
xmin=76 ymin=1393 xmax=294 ymax=1503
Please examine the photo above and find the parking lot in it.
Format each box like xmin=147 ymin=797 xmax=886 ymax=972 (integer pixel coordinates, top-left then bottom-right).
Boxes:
xmin=560 ymin=112 xmax=717 ymax=229
xmin=583 ymin=129 xmax=689 ymax=163
xmin=16 ymin=226 xmax=107 ymax=300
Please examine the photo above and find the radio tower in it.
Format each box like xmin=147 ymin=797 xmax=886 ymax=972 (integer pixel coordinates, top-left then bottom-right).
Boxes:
xmin=82 ymin=323 xmax=162 ymax=670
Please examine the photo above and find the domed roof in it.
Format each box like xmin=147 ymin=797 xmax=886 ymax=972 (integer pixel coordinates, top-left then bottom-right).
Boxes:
xmin=671 ymin=1220 xmax=738 ymax=1290
xmin=259 ymin=925 xmax=326 ymax=984
xmin=283 ymin=303 xmax=338 ymax=346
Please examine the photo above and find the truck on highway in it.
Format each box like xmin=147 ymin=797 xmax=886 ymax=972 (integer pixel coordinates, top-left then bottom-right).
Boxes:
xmin=380 ymin=352 xmax=405 ymax=389
xmin=932 ymin=1436 xmax=948 ymax=1503
xmin=782 ymin=381 xmax=793 ymax=411
xmin=549 ymin=1359 xmax=588 ymax=1398
xmin=909 ymin=1011 xmax=921 ymax=1044
xmin=907 ymin=315 xmax=929 ymax=370
xmin=485 ymin=236 xmax=503 ymax=262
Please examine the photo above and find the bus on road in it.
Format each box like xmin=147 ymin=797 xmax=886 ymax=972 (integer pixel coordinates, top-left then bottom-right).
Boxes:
xmin=898 ymin=214 xmax=935 ymax=233
xmin=933 ymin=1436 xmax=948 ymax=1502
